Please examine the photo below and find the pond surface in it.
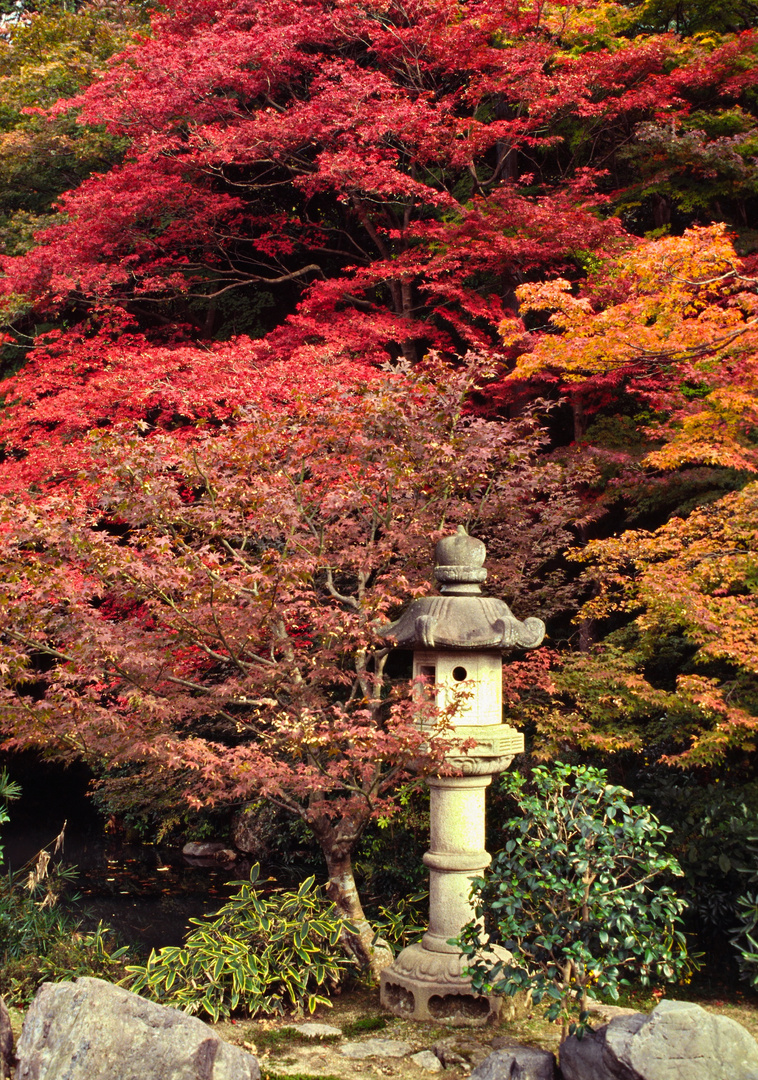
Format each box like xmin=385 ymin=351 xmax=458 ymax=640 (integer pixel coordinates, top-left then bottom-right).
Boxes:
xmin=0 ymin=758 xmax=256 ymax=956
xmin=3 ymin=821 xmax=250 ymax=955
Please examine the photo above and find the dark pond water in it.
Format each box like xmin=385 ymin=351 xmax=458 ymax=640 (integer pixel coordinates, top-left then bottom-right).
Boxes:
xmin=4 ymin=825 xmax=250 ymax=955
xmin=0 ymin=757 xmax=252 ymax=956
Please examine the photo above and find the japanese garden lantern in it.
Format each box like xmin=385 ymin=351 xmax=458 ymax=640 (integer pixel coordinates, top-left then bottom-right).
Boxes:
xmin=380 ymin=526 xmax=545 ymax=1023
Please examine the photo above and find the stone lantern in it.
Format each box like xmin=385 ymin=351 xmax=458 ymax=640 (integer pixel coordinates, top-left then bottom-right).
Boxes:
xmin=379 ymin=526 xmax=545 ymax=1024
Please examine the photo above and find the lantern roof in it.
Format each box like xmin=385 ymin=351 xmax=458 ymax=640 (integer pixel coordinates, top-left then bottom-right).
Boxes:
xmin=383 ymin=527 xmax=545 ymax=651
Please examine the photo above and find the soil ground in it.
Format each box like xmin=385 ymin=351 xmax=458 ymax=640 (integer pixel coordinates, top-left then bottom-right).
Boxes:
xmin=206 ymin=978 xmax=758 ymax=1079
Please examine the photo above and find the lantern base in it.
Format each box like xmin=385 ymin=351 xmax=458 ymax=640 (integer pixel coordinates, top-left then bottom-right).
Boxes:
xmin=379 ymin=943 xmax=503 ymax=1026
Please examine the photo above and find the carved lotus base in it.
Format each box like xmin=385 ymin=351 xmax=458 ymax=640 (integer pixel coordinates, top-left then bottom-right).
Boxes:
xmin=379 ymin=943 xmax=502 ymax=1026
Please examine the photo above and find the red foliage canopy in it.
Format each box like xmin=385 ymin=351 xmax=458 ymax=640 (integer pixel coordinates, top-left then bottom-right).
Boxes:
xmin=4 ymin=0 xmax=756 ymax=365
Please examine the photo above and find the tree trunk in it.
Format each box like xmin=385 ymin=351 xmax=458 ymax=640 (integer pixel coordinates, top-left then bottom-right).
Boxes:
xmin=310 ymin=814 xmax=393 ymax=980
xmin=652 ymin=194 xmax=671 ymax=230
xmin=572 ymin=391 xmax=586 ymax=443
xmin=324 ymin=849 xmax=393 ymax=979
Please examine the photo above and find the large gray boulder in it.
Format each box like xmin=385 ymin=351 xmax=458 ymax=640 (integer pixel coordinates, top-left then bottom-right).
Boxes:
xmin=561 ymin=999 xmax=758 ymax=1080
xmin=15 ymin=977 xmax=261 ymax=1080
xmin=470 ymin=1045 xmax=556 ymax=1079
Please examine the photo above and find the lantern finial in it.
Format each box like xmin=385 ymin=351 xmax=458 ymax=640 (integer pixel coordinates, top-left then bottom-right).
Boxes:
xmin=434 ymin=525 xmax=487 ymax=594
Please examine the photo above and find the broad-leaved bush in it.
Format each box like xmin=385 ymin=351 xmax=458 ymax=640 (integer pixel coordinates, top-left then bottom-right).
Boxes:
xmin=457 ymin=763 xmax=694 ymax=1039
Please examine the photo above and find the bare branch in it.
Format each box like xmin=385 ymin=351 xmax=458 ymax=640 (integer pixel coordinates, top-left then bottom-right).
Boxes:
xmin=324 ymin=567 xmax=360 ymax=610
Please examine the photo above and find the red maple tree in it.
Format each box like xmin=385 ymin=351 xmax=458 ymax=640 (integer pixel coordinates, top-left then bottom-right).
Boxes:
xmin=0 ymin=357 xmax=581 ymax=968
xmin=1 ymin=0 xmax=758 ymax=941
xmin=5 ymin=0 xmax=756 ymax=365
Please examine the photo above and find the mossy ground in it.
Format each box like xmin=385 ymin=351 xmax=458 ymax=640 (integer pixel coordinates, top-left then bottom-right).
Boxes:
xmin=209 ymin=977 xmax=758 ymax=1078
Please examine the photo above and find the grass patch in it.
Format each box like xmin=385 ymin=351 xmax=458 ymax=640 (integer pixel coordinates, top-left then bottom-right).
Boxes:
xmin=253 ymin=1027 xmax=301 ymax=1052
xmin=596 ymin=986 xmax=659 ymax=1012
xmin=254 ymin=1025 xmax=341 ymax=1053
xmin=263 ymin=1073 xmax=343 ymax=1080
xmin=294 ymin=1030 xmax=341 ymax=1043
xmin=341 ymin=1015 xmax=389 ymax=1036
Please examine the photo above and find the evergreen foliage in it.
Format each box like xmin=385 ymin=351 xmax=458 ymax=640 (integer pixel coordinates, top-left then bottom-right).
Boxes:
xmin=458 ymin=764 xmax=694 ymax=1039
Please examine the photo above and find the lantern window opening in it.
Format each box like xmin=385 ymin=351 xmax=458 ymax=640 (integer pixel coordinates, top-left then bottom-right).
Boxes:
xmin=413 ymin=663 xmax=438 ymax=709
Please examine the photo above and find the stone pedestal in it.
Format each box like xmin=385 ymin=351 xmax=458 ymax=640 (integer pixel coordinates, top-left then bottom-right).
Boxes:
xmin=380 ymin=733 xmax=522 ymax=1024
xmin=422 ymin=775 xmax=491 ymax=956
xmin=381 ymin=774 xmax=495 ymax=1023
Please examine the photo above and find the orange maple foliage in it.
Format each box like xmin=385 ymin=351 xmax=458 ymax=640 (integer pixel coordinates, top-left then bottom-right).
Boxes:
xmin=572 ymin=481 xmax=758 ymax=765
xmin=501 ymin=224 xmax=758 ymax=472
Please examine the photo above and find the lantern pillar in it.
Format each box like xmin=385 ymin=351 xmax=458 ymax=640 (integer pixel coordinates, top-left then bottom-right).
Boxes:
xmin=379 ymin=527 xmax=544 ymax=1024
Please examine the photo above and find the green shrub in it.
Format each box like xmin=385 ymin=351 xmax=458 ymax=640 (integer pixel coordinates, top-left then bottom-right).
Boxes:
xmin=632 ymin=768 xmax=758 ymax=934
xmin=0 ymin=772 xmax=21 ymax=851
xmin=125 ymin=865 xmax=355 ymax=1021
xmin=2 ymin=921 xmax=129 ymax=1005
xmin=729 ymin=839 xmax=758 ymax=985
xmin=457 ymin=763 xmax=696 ymax=1040
xmin=354 ymin=789 xmax=430 ymax=902
xmin=731 ymin=890 xmax=758 ymax=985
xmin=0 ymin=778 xmax=129 ymax=1004
xmin=371 ymin=889 xmax=428 ymax=954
